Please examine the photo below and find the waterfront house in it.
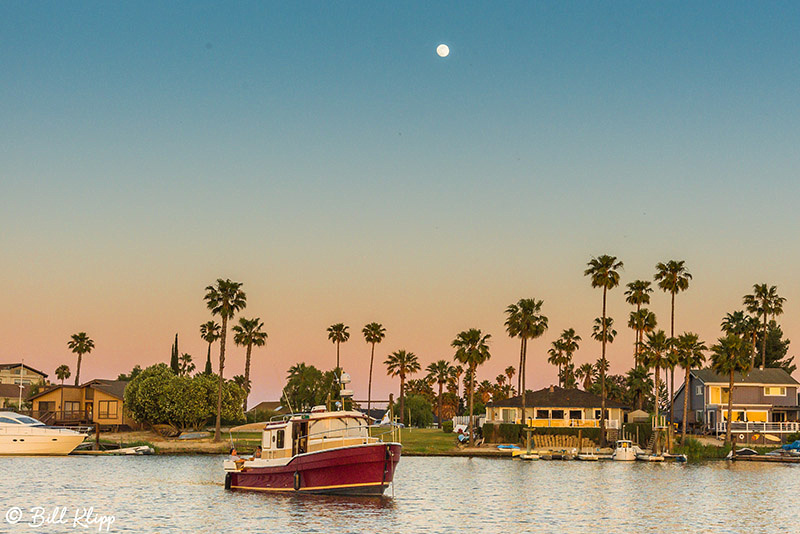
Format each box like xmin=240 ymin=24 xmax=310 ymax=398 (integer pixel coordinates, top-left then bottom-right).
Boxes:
xmin=485 ymin=386 xmax=628 ymax=429
xmin=0 ymin=383 xmax=31 ymax=409
xmin=28 ymin=379 xmax=135 ymax=429
xmin=672 ymin=368 xmax=800 ymax=437
xmin=0 ymin=363 xmax=48 ymax=386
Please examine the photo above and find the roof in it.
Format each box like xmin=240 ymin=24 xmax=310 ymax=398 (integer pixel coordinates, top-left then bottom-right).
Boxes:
xmin=692 ymin=368 xmax=799 ymax=386
xmin=247 ymin=401 xmax=290 ymax=414
xmin=27 ymin=380 xmax=129 ymax=401
xmin=0 ymin=383 xmax=32 ymax=399
xmin=486 ymin=386 xmax=628 ymax=409
xmin=0 ymin=363 xmax=48 ymax=378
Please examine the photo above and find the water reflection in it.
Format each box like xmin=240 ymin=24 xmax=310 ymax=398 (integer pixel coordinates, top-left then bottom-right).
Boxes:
xmin=0 ymin=455 xmax=798 ymax=533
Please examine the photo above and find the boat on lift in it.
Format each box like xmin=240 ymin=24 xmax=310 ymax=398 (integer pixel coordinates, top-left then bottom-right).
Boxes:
xmin=223 ymin=373 xmax=401 ymax=496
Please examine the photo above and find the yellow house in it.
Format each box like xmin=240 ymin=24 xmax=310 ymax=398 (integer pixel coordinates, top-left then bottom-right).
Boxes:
xmin=28 ymin=379 xmax=135 ymax=429
xmin=485 ymin=386 xmax=628 ymax=430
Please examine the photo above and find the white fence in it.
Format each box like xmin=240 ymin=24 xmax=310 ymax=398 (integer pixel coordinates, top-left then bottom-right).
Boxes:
xmin=715 ymin=421 xmax=800 ymax=434
xmin=453 ymin=415 xmax=486 ymax=428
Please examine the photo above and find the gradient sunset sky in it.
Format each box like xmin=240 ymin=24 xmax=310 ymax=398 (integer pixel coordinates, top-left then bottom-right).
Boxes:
xmin=2 ymin=2 xmax=798 ymax=403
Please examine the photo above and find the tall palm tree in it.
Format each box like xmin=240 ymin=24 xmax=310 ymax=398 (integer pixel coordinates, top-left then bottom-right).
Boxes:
xmin=504 ymin=299 xmax=548 ymax=427
xmin=504 ymin=366 xmax=516 ymax=392
xmin=232 ymin=317 xmax=268 ymax=412
xmin=585 ymin=255 xmax=623 ymax=446
xmin=452 ymin=365 xmax=464 ymax=397
xmin=200 ymin=320 xmax=221 ymax=375
xmin=362 ymin=322 xmax=386 ymax=418
xmin=743 ymin=284 xmax=786 ymax=368
xmin=327 ymin=323 xmax=350 ymax=385
xmin=559 ymin=328 xmax=581 ymax=362
xmin=452 ymin=328 xmax=491 ymax=447
xmin=629 ymin=309 xmax=658 ymax=368
xmin=625 ymin=280 xmax=653 ymax=366
xmin=654 ymin=260 xmax=692 ymax=423
xmin=426 ymin=360 xmax=454 ymax=429
xmin=641 ymin=330 xmax=670 ymax=422
xmin=55 ymin=365 xmax=70 ymax=416
xmin=710 ymin=334 xmax=752 ymax=444
xmin=204 ymin=278 xmax=247 ymax=441
xmin=576 ymin=363 xmax=595 ymax=390
xmin=591 ymin=317 xmax=617 ymax=344
xmin=67 ymin=332 xmax=94 ymax=386
xmin=675 ymin=332 xmax=707 ymax=441
xmin=384 ymin=350 xmax=420 ymax=425
xmin=547 ymin=340 xmax=566 ymax=387
xmin=625 ymin=366 xmax=652 ymax=411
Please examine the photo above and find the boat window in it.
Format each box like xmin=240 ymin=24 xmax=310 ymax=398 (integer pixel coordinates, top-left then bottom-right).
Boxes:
xmin=0 ymin=417 xmax=21 ymax=424
xmin=276 ymin=429 xmax=285 ymax=449
xmin=15 ymin=416 xmax=43 ymax=425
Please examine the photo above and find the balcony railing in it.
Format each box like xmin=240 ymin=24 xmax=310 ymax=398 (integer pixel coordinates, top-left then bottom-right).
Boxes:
xmin=489 ymin=418 xmax=620 ymax=429
xmin=18 ymin=409 xmax=93 ymax=425
xmin=715 ymin=421 xmax=800 ymax=434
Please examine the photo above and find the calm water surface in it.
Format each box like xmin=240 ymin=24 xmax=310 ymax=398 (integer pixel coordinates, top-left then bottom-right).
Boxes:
xmin=1 ymin=455 xmax=798 ymax=533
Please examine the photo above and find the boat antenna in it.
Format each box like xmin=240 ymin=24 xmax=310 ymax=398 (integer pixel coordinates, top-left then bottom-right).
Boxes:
xmin=281 ymin=387 xmax=295 ymax=415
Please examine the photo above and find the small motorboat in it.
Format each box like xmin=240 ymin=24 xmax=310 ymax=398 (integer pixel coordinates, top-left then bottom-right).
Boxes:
xmin=517 ymin=453 xmax=540 ymax=461
xmin=576 ymin=452 xmax=599 ymax=461
xmin=663 ymin=453 xmax=688 ymax=462
xmin=611 ymin=439 xmax=641 ymax=461
xmin=635 ymin=453 xmax=665 ymax=462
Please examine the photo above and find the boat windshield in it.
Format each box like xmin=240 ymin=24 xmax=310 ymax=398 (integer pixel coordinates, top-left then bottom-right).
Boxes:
xmin=0 ymin=416 xmax=22 ymax=424
xmin=0 ymin=415 xmax=44 ymax=426
xmin=15 ymin=416 xmax=44 ymax=426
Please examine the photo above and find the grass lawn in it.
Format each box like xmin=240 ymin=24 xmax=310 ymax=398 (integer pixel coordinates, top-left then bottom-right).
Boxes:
xmin=372 ymin=427 xmax=459 ymax=455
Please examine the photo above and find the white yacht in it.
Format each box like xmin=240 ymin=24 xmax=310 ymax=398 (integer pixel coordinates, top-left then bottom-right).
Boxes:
xmin=0 ymin=412 xmax=87 ymax=455
xmin=611 ymin=439 xmax=643 ymax=461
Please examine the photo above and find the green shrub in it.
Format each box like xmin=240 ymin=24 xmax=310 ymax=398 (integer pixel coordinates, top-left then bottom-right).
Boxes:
xmin=442 ymin=420 xmax=454 ymax=433
xmin=785 ymin=431 xmax=800 ymax=443
xmin=404 ymin=395 xmax=434 ymax=428
xmin=483 ymin=423 xmax=523 ymax=443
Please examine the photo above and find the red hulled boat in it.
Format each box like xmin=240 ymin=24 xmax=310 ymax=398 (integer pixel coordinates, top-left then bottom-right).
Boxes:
xmin=224 ymin=406 xmax=401 ymax=496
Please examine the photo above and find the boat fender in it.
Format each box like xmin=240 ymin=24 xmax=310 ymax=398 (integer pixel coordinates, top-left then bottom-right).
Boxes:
xmin=293 ymin=471 xmax=301 ymax=491
xmin=224 ymin=472 xmax=232 ymax=490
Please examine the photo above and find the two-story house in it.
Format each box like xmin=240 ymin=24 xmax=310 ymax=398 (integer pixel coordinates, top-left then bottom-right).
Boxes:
xmin=28 ymin=379 xmax=135 ymax=429
xmin=673 ymin=367 xmax=800 ymax=438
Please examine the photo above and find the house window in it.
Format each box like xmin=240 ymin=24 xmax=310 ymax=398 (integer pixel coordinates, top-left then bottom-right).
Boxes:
xmin=63 ymin=402 xmax=81 ymax=415
xmin=98 ymin=400 xmax=118 ymax=419
xmin=709 ymin=387 xmax=730 ymax=405
xmin=773 ymin=412 xmax=786 ymax=422
xmin=569 ymin=410 xmax=582 ymax=420
xmin=595 ymin=409 xmax=602 ymax=420
xmin=85 ymin=388 xmax=94 ymax=400
xmin=695 ymin=385 xmax=703 ymax=396
xmin=502 ymin=409 xmax=515 ymax=423
xmin=551 ymin=410 xmax=565 ymax=419
xmin=764 ymin=387 xmax=786 ymax=396
xmin=695 ymin=411 xmax=703 ymax=423
xmin=38 ymin=402 xmax=55 ymax=412
xmin=536 ymin=410 xmax=550 ymax=419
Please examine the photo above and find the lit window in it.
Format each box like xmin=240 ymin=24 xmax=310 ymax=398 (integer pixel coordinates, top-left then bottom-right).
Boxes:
xmin=764 ymin=387 xmax=786 ymax=396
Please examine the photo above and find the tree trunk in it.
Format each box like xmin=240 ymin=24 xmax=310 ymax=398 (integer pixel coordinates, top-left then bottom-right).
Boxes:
xmin=681 ymin=368 xmax=691 ymax=441
xmin=669 ymin=368 xmax=675 ymax=425
xmin=654 ymin=366 xmax=660 ymax=423
xmin=600 ymin=287 xmax=607 ymax=447
xmin=469 ymin=364 xmax=476 ymax=447
xmin=437 ymin=381 xmax=443 ymax=429
xmin=521 ymin=338 xmax=527 ymax=427
xmin=367 ymin=343 xmax=375 ymax=420
xmin=726 ymin=370 xmax=734 ymax=444
xmin=517 ymin=339 xmax=524 ymax=394
xmin=243 ymin=343 xmax=252 ymax=412
xmin=761 ymin=314 xmax=767 ymax=368
xmin=214 ymin=315 xmax=228 ymax=442
xmin=75 ymin=354 xmax=82 ymax=386
xmin=669 ymin=291 xmax=675 ymax=424
xmin=399 ymin=374 xmax=405 ymax=425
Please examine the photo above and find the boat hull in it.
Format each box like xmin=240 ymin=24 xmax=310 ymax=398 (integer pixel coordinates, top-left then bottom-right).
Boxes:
xmin=0 ymin=433 xmax=86 ymax=455
xmin=227 ymin=442 xmax=401 ymax=496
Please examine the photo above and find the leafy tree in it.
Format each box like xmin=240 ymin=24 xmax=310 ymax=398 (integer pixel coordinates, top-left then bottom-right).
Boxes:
xmin=117 ymin=365 xmax=142 ymax=382
xmin=452 ymin=328 xmax=491 ymax=446
xmin=204 ymin=278 xmax=247 ymax=441
xmin=585 ymin=254 xmax=623 ymax=447
xmin=362 ymin=322 xmax=386 ymax=417
xmin=744 ymin=284 xmax=786 ymax=368
xmin=68 ymin=332 xmax=94 ymax=386
xmin=200 ymin=320 xmax=221 ymax=375
xmin=759 ymin=321 xmax=795 ymax=374
xmin=232 ymin=317 xmax=268 ymax=411
xmin=404 ymin=394 xmax=434 ymax=428
xmin=675 ymin=332 xmax=707 ymax=440
xmin=284 ymin=363 xmax=327 ymax=411
xmin=504 ymin=299 xmax=548 ymax=427
xmin=625 ymin=366 xmax=653 ymax=411
xmin=710 ymin=334 xmax=752 ymax=444
xmin=426 ymin=359 xmax=454 ymax=428
xmin=178 ymin=354 xmax=195 ymax=377
xmin=405 ymin=378 xmax=435 ymax=403
xmin=385 ymin=350 xmax=421 ymax=425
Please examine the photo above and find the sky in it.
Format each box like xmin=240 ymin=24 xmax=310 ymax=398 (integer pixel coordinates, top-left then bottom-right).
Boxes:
xmin=2 ymin=2 xmax=799 ymax=404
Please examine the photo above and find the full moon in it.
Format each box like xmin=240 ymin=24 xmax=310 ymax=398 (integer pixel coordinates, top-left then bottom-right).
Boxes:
xmin=436 ymin=44 xmax=450 ymax=57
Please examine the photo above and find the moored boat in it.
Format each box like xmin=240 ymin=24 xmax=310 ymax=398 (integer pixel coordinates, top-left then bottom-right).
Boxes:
xmin=0 ymin=411 xmax=87 ymax=455
xmin=611 ymin=439 xmax=640 ymax=461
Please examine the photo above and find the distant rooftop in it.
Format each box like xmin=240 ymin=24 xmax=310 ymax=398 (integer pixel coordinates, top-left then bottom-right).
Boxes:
xmin=487 ymin=386 xmax=628 ymax=409
xmin=692 ymin=368 xmax=799 ymax=386
xmin=0 ymin=363 xmax=48 ymax=378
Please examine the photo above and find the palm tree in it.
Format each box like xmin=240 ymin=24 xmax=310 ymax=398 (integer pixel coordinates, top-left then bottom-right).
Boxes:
xmin=585 ymin=255 xmax=623 ymax=446
xmin=55 ymin=365 xmax=70 ymax=416
xmin=362 ymin=322 xmax=386 ymax=418
xmin=504 ymin=299 xmax=548 ymax=427
xmin=710 ymin=334 xmax=752 ymax=444
xmin=327 ymin=323 xmax=350 ymax=385
xmin=204 ymin=278 xmax=247 ymax=441
xmin=591 ymin=317 xmax=617 ymax=344
xmin=675 ymin=332 xmax=707 ymax=441
xmin=576 ymin=363 xmax=595 ymax=390
xmin=452 ymin=365 xmax=464 ymax=397
xmin=743 ymin=284 xmax=786 ymax=368
xmin=641 ymin=330 xmax=670 ymax=422
xmin=426 ymin=360 xmax=454 ymax=429
xmin=200 ymin=320 xmax=221 ymax=375
xmin=67 ymin=332 xmax=94 ymax=386
xmin=452 ymin=328 xmax=491 ymax=447
xmin=504 ymin=366 xmax=516 ymax=392
xmin=384 ymin=350 xmax=420 ymax=425
xmin=625 ymin=366 xmax=652 ymax=411
xmin=178 ymin=353 xmax=195 ymax=376
xmin=654 ymin=260 xmax=692 ymax=423
xmin=625 ymin=280 xmax=653 ymax=366
xmin=547 ymin=340 xmax=566 ymax=387
xmin=232 ymin=317 xmax=268 ymax=412
xmin=629 ymin=309 xmax=658 ymax=368
xmin=559 ymin=328 xmax=581 ymax=362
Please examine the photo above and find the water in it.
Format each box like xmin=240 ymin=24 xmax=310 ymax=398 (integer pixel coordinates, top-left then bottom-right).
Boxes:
xmin=1 ymin=455 xmax=798 ymax=533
